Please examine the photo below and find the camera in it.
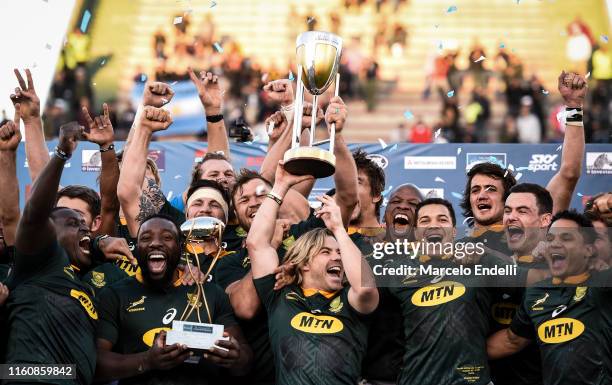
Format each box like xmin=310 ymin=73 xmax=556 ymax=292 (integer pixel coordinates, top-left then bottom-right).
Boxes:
xmin=228 ymin=118 xmax=253 ymax=143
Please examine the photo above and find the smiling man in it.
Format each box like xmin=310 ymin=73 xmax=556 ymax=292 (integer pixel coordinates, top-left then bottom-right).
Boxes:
xmin=383 ymin=183 xmax=424 ymax=242
xmin=487 ymin=210 xmax=612 ymax=385
xmin=95 ymin=214 xmax=252 ymax=385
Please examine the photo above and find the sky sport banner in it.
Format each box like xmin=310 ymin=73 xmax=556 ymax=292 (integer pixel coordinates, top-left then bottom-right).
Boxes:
xmin=15 ymin=141 xmax=611 ymax=223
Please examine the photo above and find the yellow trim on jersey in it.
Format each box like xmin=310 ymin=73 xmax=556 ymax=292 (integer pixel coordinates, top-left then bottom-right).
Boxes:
xmin=135 ymin=269 xmax=184 ymax=287
xmin=552 ymin=271 xmax=590 ymax=285
xmin=471 ymin=223 xmax=505 ymax=238
xmin=302 ymin=287 xmax=338 ymax=299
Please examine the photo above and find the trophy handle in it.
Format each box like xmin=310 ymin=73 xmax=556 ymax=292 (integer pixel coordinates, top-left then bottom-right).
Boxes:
xmin=328 ymin=73 xmax=340 ymax=151
xmin=292 ymin=65 xmax=304 ymax=149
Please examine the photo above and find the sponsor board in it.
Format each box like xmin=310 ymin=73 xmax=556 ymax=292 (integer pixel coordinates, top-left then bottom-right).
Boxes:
xmin=405 ymin=156 xmax=456 ymax=170
xmin=466 ymin=153 xmax=506 ymax=170
xmin=527 ymin=154 xmax=558 ymax=172
xmin=586 ymin=152 xmax=612 ymax=175
xmin=367 ymin=153 xmax=389 ymax=169
xmin=82 ymin=150 xmax=101 ymax=172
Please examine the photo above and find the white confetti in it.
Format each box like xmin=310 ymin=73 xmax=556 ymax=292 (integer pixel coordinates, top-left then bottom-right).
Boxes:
xmin=167 ymin=191 xmax=174 ymax=200
xmin=542 ymin=90 xmax=549 ymax=95
xmin=101 ymin=59 xmax=106 ymax=66
xmin=434 ymin=128 xmax=441 ymax=139
xmin=585 ymin=72 xmax=591 ymax=79
xmin=556 ymin=144 xmax=562 ymax=152
xmin=255 ymin=184 xmax=266 ymax=196
xmin=577 ymin=192 xmax=584 ymax=197
xmin=382 ymin=185 xmax=393 ymax=197
xmin=171 ymin=81 xmax=178 ymax=85
xmin=457 ymin=147 xmax=462 ymax=155
xmin=261 ymin=73 xmax=269 ymax=82
xmin=45 ymin=43 xmax=52 ymax=50
xmin=515 ymin=172 xmax=523 ymax=180
xmin=451 ymin=192 xmax=462 ymax=199
xmin=388 ymin=144 xmax=398 ymax=152
xmin=462 ymin=216 xmax=474 ymax=225
xmin=474 ymin=55 xmax=486 ymax=63
xmin=378 ymin=138 xmax=387 ymax=149
xmin=174 ymin=174 xmax=182 ymax=179
xmin=504 ymin=170 xmax=509 ymax=178
xmin=173 ymin=16 xmax=183 ymax=25
xmin=508 ymin=164 xmax=515 ymax=172
xmin=435 ymin=176 xmax=446 ymax=183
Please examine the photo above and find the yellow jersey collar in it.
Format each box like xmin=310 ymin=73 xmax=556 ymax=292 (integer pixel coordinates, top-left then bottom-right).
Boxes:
xmin=552 ymin=271 xmax=590 ymax=285
xmin=471 ymin=223 xmax=504 ymax=238
xmin=301 ymin=287 xmax=338 ymax=299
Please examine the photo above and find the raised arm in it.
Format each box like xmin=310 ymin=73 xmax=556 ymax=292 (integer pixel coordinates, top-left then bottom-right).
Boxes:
xmin=246 ymin=161 xmax=314 ymax=278
xmin=188 ymin=68 xmax=229 ymax=157
xmin=16 ymin=123 xmax=80 ymax=255
xmin=325 ymin=96 xmax=358 ymax=227
xmin=316 ymin=195 xmax=378 ymax=314
xmin=547 ymin=71 xmax=587 ymax=214
xmin=116 ymin=106 xmax=172 ymax=237
xmin=487 ymin=328 xmax=531 ymax=360
xmin=0 ymin=108 xmax=22 ymax=246
xmin=10 ymin=69 xmax=49 ymax=183
xmin=81 ymin=103 xmax=119 ymax=236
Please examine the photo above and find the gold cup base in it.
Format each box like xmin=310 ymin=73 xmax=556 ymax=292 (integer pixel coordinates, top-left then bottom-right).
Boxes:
xmin=283 ymin=147 xmax=336 ymax=178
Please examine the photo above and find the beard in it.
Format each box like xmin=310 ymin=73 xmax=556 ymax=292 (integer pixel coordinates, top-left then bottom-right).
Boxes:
xmin=136 ymin=250 xmax=181 ymax=291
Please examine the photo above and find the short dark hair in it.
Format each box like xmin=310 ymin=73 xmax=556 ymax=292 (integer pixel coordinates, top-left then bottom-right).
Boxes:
xmin=230 ymin=169 xmax=271 ymax=204
xmin=137 ymin=213 xmax=182 ymax=242
xmin=508 ymin=183 xmax=553 ymax=215
xmin=56 ymin=185 xmax=101 ymax=217
xmin=584 ymin=210 xmax=605 ymax=225
xmin=461 ymin=162 xmax=517 ymax=222
xmin=549 ymin=210 xmax=596 ymax=245
xmin=416 ymin=198 xmax=457 ymax=226
xmin=353 ymin=149 xmax=385 ymax=217
xmin=186 ymin=179 xmax=230 ymax=207
xmin=191 ymin=152 xmax=232 ymax=185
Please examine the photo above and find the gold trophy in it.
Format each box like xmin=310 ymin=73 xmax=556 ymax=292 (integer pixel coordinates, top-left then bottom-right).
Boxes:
xmin=283 ymin=31 xmax=343 ymax=178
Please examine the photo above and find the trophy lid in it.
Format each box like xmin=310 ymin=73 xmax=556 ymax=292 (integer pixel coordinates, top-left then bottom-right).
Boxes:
xmin=180 ymin=217 xmax=226 ymax=241
xmin=296 ymin=31 xmax=343 ymax=95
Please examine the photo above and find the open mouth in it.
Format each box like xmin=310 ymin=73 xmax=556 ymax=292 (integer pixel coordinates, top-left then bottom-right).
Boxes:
xmin=550 ymin=253 xmax=567 ymax=270
xmin=476 ymin=203 xmax=492 ymax=213
xmin=507 ymin=226 xmax=525 ymax=242
xmin=148 ymin=253 xmax=167 ymax=274
xmin=79 ymin=236 xmax=91 ymax=256
xmin=326 ymin=265 xmax=342 ymax=279
xmin=425 ymin=234 xmax=443 ymax=243
xmin=393 ymin=213 xmax=411 ymax=233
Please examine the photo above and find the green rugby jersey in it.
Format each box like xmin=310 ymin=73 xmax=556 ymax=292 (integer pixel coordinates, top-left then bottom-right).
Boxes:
xmin=222 ymin=223 xmax=247 ymax=253
xmin=4 ymin=241 xmax=97 ymax=384
xmin=82 ymin=257 xmax=139 ymax=295
xmin=389 ymin=254 xmax=528 ymax=385
xmin=510 ymin=269 xmax=612 ymax=385
xmin=96 ymin=272 xmax=237 ymax=385
xmin=461 ymin=224 xmax=512 ymax=257
xmin=254 ymin=274 xmax=371 ymax=385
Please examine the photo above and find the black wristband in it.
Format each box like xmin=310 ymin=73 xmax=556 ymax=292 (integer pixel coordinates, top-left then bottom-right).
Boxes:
xmin=206 ymin=114 xmax=224 ymax=123
xmin=99 ymin=143 xmax=115 ymax=153
xmin=54 ymin=146 xmax=71 ymax=160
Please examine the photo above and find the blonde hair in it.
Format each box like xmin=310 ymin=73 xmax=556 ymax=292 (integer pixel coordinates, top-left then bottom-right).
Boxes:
xmin=284 ymin=228 xmax=334 ymax=285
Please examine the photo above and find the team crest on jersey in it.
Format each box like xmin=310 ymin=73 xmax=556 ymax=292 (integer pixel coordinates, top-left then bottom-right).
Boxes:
xmin=63 ymin=265 xmax=75 ymax=279
xmin=537 ymin=318 xmax=584 ymax=343
xmin=70 ymin=289 xmax=98 ymax=319
xmin=187 ymin=293 xmax=202 ymax=308
xmin=573 ymin=286 xmax=587 ymax=302
xmin=532 ymin=293 xmax=549 ymax=310
xmin=329 ymin=296 xmax=344 ymax=314
xmin=282 ymin=235 xmax=296 ymax=250
xmin=236 ymin=226 xmax=247 ymax=238
xmin=127 ymin=296 xmax=147 ymax=312
xmin=411 ymin=281 xmax=466 ymax=307
xmin=290 ymin=312 xmax=344 ymax=334
xmin=91 ymin=271 xmax=106 ymax=288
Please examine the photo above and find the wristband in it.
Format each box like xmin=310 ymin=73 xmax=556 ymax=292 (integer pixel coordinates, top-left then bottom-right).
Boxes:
xmin=206 ymin=114 xmax=224 ymax=123
xmin=266 ymin=191 xmax=283 ymax=205
xmin=99 ymin=143 xmax=115 ymax=153
xmin=54 ymin=147 xmax=71 ymax=160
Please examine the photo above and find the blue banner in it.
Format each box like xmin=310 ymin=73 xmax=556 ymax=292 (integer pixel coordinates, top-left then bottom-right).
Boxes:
xmin=15 ymin=142 xmax=611 ymax=223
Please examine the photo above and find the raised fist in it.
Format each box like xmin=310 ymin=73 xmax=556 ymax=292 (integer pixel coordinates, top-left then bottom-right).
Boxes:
xmin=0 ymin=105 xmax=22 ymax=151
xmin=264 ymin=111 xmax=288 ymax=143
xmin=301 ymin=101 xmax=324 ymax=130
xmin=558 ymin=71 xmax=587 ymax=108
xmin=139 ymin=106 xmax=173 ymax=133
xmin=263 ymin=79 xmax=294 ymax=107
xmin=143 ymin=82 xmax=175 ymax=108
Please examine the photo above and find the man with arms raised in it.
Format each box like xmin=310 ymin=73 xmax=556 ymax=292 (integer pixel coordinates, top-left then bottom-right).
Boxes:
xmin=95 ymin=214 xmax=252 ymax=384
xmin=247 ymin=161 xmax=378 ymax=385
xmin=461 ymin=71 xmax=587 ymax=255
xmin=487 ymin=210 xmax=612 ymax=385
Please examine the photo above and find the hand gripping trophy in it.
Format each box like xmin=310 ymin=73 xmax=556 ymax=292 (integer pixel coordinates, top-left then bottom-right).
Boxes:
xmin=283 ymin=31 xmax=343 ymax=179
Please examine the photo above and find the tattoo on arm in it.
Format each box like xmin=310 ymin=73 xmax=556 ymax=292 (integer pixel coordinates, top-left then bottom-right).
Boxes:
xmin=135 ymin=178 xmax=166 ymax=223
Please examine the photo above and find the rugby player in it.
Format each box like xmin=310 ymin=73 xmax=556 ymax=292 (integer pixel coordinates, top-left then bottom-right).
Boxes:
xmin=248 ymin=162 xmax=378 ymax=385
xmin=96 ymin=214 xmax=252 ymax=384
xmin=461 ymin=71 xmax=587 ymax=254
xmin=583 ymin=211 xmax=611 ymax=269
xmin=487 ymin=210 xmax=612 ymax=385
xmin=383 ymin=183 xmax=424 ymax=242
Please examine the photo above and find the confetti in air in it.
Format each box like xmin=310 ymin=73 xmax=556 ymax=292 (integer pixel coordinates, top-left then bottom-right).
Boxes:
xmin=45 ymin=43 xmax=52 ymax=50
xmin=288 ymin=71 xmax=295 ymax=81
xmin=435 ymin=177 xmax=446 ymax=183
xmin=80 ymin=10 xmax=92 ymax=33
xmin=585 ymin=72 xmax=591 ymax=79
xmin=388 ymin=144 xmax=398 ymax=152
xmin=307 ymin=17 xmax=316 ymax=25
xmin=515 ymin=172 xmax=523 ymax=181
xmin=101 ymin=59 xmax=106 ymax=66
xmin=451 ymin=192 xmax=462 ymax=199
xmin=382 ymin=186 xmax=393 ymax=197
xmin=462 ymin=216 xmax=474 ymax=225
xmin=140 ymin=74 xmax=147 ymax=82
xmin=474 ymin=56 xmax=486 ymax=63
xmin=174 ymin=175 xmax=182 ymax=179
xmin=508 ymin=164 xmax=515 ymax=171
xmin=446 ymin=5 xmax=457 ymax=13
xmin=601 ymin=35 xmax=609 ymax=43
xmin=167 ymin=191 xmax=173 ymax=201
xmin=434 ymin=128 xmax=441 ymax=139
xmin=210 ymin=0 xmax=217 ymax=7
xmin=378 ymin=138 xmax=388 ymax=149
xmin=213 ymin=42 xmax=223 ymax=53
xmin=542 ymin=90 xmax=549 ymax=95
xmin=171 ymin=81 xmax=178 ymax=85
xmin=261 ymin=73 xmax=269 ymax=82
xmin=457 ymin=147 xmax=462 ymax=155
xmin=173 ymin=16 xmax=183 ymax=25
xmin=403 ymin=110 xmax=414 ymax=120
xmin=556 ymin=144 xmax=562 ymax=152
xmin=504 ymin=170 xmax=509 ymax=177
xmin=447 ymin=90 xmax=455 ymax=97
xmin=577 ymin=192 xmax=584 ymax=197
xmin=516 ymin=166 xmax=529 ymax=171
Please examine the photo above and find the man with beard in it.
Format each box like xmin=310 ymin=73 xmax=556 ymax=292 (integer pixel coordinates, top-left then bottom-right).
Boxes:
xmin=3 ymin=123 xmax=104 ymax=384
xmin=383 ymin=184 xmax=424 ymax=242
xmin=489 ymin=183 xmax=556 ymax=385
xmin=248 ymin=164 xmax=378 ymax=385
xmin=461 ymin=71 xmax=587 ymax=255
xmin=96 ymin=214 xmax=252 ymax=384
xmin=487 ymin=210 xmax=612 ymax=385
